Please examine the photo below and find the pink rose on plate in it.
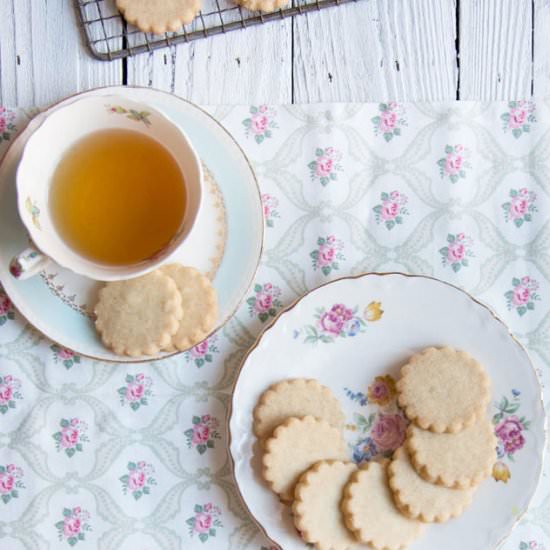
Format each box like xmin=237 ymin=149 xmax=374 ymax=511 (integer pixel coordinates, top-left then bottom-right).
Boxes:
xmin=495 ymin=416 xmax=525 ymax=454
xmin=60 ymin=426 xmax=79 ymax=449
xmin=194 ymin=512 xmax=213 ymax=533
xmin=57 ymin=348 xmax=74 ymax=360
xmin=70 ymin=418 xmax=79 ymax=427
xmin=509 ymin=107 xmax=527 ymax=129
xmin=512 ymin=285 xmax=531 ymax=306
xmin=191 ymin=340 xmax=209 ymax=358
xmin=251 ymin=113 xmax=269 ymax=135
xmin=445 ymin=153 xmax=463 ymax=175
xmin=0 ymin=384 xmax=12 ymax=404
xmin=371 ymin=414 xmax=407 ymax=452
xmin=315 ymin=157 xmax=334 ymax=178
xmin=128 ymin=469 xmax=146 ymax=491
xmin=510 ymin=196 xmax=529 ymax=219
xmin=259 ymin=105 xmax=268 ymax=113
xmin=204 ymin=503 xmax=213 ymax=513
xmin=126 ymin=381 xmax=144 ymax=402
xmin=0 ymin=472 xmax=14 ymax=494
xmin=192 ymin=424 xmax=210 ymax=445
xmin=0 ymin=295 xmax=11 ymax=315
xmin=63 ymin=517 xmax=81 ymax=538
xmin=447 ymin=242 xmax=465 ymax=263
xmin=379 ymin=110 xmax=397 ymax=132
xmin=381 ymin=202 xmax=399 ymax=221
xmin=330 ymin=304 xmax=353 ymax=322
xmin=522 ymin=276 xmax=532 ymax=285
xmin=255 ymin=291 xmax=273 ymax=313
xmin=319 ymin=311 xmax=344 ymax=336
xmin=317 ymin=243 xmax=336 ymax=267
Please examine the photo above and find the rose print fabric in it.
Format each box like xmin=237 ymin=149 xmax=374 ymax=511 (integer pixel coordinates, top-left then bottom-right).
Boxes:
xmin=1 ymin=102 xmax=550 ymax=549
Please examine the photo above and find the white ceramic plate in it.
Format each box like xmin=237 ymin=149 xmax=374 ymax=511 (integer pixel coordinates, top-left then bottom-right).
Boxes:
xmin=0 ymin=86 xmax=263 ymax=362
xmin=229 ymin=273 xmax=546 ymax=550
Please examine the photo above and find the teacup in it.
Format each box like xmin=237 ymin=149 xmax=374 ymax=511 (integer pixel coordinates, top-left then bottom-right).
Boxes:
xmin=10 ymin=95 xmax=202 ymax=281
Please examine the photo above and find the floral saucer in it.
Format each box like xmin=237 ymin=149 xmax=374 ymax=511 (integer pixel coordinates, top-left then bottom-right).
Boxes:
xmin=229 ymin=273 xmax=546 ymax=550
xmin=0 ymin=86 xmax=263 ymax=362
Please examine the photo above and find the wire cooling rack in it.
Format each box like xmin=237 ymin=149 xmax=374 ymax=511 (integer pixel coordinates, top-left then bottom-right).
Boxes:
xmin=76 ymin=0 xmax=361 ymax=61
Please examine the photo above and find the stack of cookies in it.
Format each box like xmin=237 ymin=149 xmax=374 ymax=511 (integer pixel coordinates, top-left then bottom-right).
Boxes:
xmin=255 ymin=347 xmax=496 ymax=550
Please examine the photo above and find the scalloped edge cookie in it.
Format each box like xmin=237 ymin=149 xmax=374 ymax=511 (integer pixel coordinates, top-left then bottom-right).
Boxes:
xmin=406 ymin=421 xmax=497 ymax=489
xmin=116 ymin=0 xmax=201 ymax=34
xmin=388 ymin=446 xmax=475 ymax=523
xmin=262 ymin=416 xmax=347 ymax=502
xmin=292 ymin=460 xmax=358 ymax=550
xmin=341 ymin=460 xmax=423 ymax=550
xmin=253 ymin=378 xmax=345 ymax=441
xmin=396 ymin=347 xmax=491 ymax=433
xmin=234 ymin=0 xmax=289 ymax=13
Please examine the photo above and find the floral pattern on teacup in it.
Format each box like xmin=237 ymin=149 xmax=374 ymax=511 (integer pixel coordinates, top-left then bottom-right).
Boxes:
xmin=24 ymin=197 xmax=41 ymax=230
xmin=242 ymin=105 xmax=277 ymax=144
xmin=52 ymin=418 xmax=89 ymax=458
xmin=184 ymin=336 xmax=219 ymax=368
xmin=501 ymin=101 xmax=536 ymax=138
xmin=310 ymin=235 xmax=345 ymax=276
xmin=519 ymin=542 xmax=546 ymax=550
xmin=118 ymin=373 xmax=153 ymax=411
xmin=373 ymin=191 xmax=409 ymax=230
xmin=0 ymin=287 xmax=15 ymax=327
xmin=107 ymin=105 xmax=151 ymax=126
xmin=437 ymin=144 xmax=471 ymax=184
xmin=0 ymin=107 xmax=16 ymax=143
xmin=502 ymin=188 xmax=537 ymax=227
xmin=492 ymin=390 xmax=530 ymax=483
xmin=184 ymin=415 xmax=221 ymax=455
xmin=247 ymin=283 xmax=283 ymax=323
xmin=261 ymin=193 xmax=280 ymax=228
xmin=55 ymin=507 xmax=91 ymax=546
xmin=307 ymin=147 xmax=343 ymax=186
xmin=372 ymin=102 xmax=406 ymax=142
xmin=297 ymin=302 xmax=383 ymax=345
xmin=439 ymin=233 xmax=474 ymax=272
xmin=50 ymin=344 xmax=81 ymax=370
xmin=186 ymin=503 xmax=223 ymax=543
xmin=119 ymin=461 xmax=156 ymax=500
xmin=0 ymin=464 xmax=24 ymax=504
xmin=0 ymin=375 xmax=22 ymax=415
xmin=505 ymin=276 xmax=540 ymax=316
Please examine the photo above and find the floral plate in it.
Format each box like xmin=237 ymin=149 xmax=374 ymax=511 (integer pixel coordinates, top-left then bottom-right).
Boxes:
xmin=229 ymin=273 xmax=546 ymax=550
xmin=0 ymin=86 xmax=263 ymax=362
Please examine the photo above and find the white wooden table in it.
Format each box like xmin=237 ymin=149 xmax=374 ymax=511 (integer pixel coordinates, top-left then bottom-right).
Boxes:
xmin=0 ymin=0 xmax=548 ymax=107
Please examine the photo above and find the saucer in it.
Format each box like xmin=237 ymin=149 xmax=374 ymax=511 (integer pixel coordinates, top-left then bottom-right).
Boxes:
xmin=0 ymin=86 xmax=263 ymax=362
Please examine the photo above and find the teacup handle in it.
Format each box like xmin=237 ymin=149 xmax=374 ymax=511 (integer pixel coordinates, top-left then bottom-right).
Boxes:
xmin=10 ymin=246 xmax=50 ymax=280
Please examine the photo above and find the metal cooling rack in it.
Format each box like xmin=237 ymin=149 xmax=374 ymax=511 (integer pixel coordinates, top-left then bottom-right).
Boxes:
xmin=76 ymin=0 xmax=360 ymax=61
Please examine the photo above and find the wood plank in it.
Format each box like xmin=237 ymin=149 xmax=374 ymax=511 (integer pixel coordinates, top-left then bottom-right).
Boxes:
xmin=534 ymin=0 xmax=550 ymax=96
xmin=293 ymin=0 xmax=458 ymax=103
xmin=460 ymin=0 xmax=533 ymax=100
xmin=0 ymin=0 xmax=122 ymax=108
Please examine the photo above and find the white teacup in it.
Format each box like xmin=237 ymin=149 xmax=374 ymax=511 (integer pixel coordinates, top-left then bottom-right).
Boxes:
xmin=10 ymin=95 xmax=202 ymax=281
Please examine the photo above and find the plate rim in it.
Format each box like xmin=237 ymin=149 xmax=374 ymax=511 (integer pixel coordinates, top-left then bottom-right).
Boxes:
xmin=0 ymin=85 xmax=265 ymax=363
xmin=227 ymin=271 xmax=548 ymax=549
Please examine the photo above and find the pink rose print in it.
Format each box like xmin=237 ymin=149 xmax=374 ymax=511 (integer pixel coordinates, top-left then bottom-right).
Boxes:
xmin=372 ymin=102 xmax=406 ymax=142
xmin=310 ymin=235 xmax=345 ymax=276
xmin=373 ymin=191 xmax=409 ymax=230
xmin=437 ymin=144 xmax=471 ymax=184
xmin=0 ymin=107 xmax=16 ymax=143
xmin=505 ymin=276 xmax=540 ymax=316
xmin=243 ymin=105 xmax=277 ymax=144
xmin=520 ymin=542 xmax=546 ymax=550
xmin=120 ymin=461 xmax=156 ymax=500
xmin=184 ymin=335 xmax=219 ymax=368
xmin=0 ymin=286 xmax=16 ymax=326
xmin=0 ymin=464 xmax=24 ymax=504
xmin=52 ymin=418 xmax=89 ymax=458
xmin=439 ymin=233 xmax=474 ymax=273
xmin=185 ymin=415 xmax=221 ymax=455
xmin=370 ymin=414 xmax=407 ymax=452
xmin=0 ymin=374 xmax=22 ymax=415
xmin=501 ymin=101 xmax=536 ymax=138
xmin=50 ymin=344 xmax=81 ymax=370
xmin=502 ymin=188 xmax=537 ymax=227
xmin=186 ymin=503 xmax=223 ymax=542
xmin=308 ymin=147 xmax=343 ymax=186
xmin=261 ymin=193 xmax=280 ymax=228
xmin=247 ymin=283 xmax=283 ymax=323
xmin=55 ymin=507 xmax=91 ymax=546
xmin=492 ymin=390 xmax=530 ymax=482
xmin=118 ymin=373 xmax=153 ymax=411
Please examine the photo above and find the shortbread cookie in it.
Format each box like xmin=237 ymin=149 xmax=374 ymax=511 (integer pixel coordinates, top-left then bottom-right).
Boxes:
xmin=161 ymin=264 xmax=218 ymax=351
xmin=407 ymin=421 xmax=496 ymax=489
xmin=262 ymin=416 xmax=347 ymax=502
xmin=342 ymin=461 xmax=423 ymax=550
xmin=94 ymin=270 xmax=183 ymax=357
xmin=116 ymin=0 xmax=201 ymax=34
xmin=253 ymin=379 xmax=345 ymax=441
xmin=388 ymin=447 xmax=475 ymax=523
xmin=234 ymin=0 xmax=289 ymax=13
xmin=396 ymin=347 xmax=490 ymax=433
xmin=292 ymin=461 xmax=358 ymax=550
